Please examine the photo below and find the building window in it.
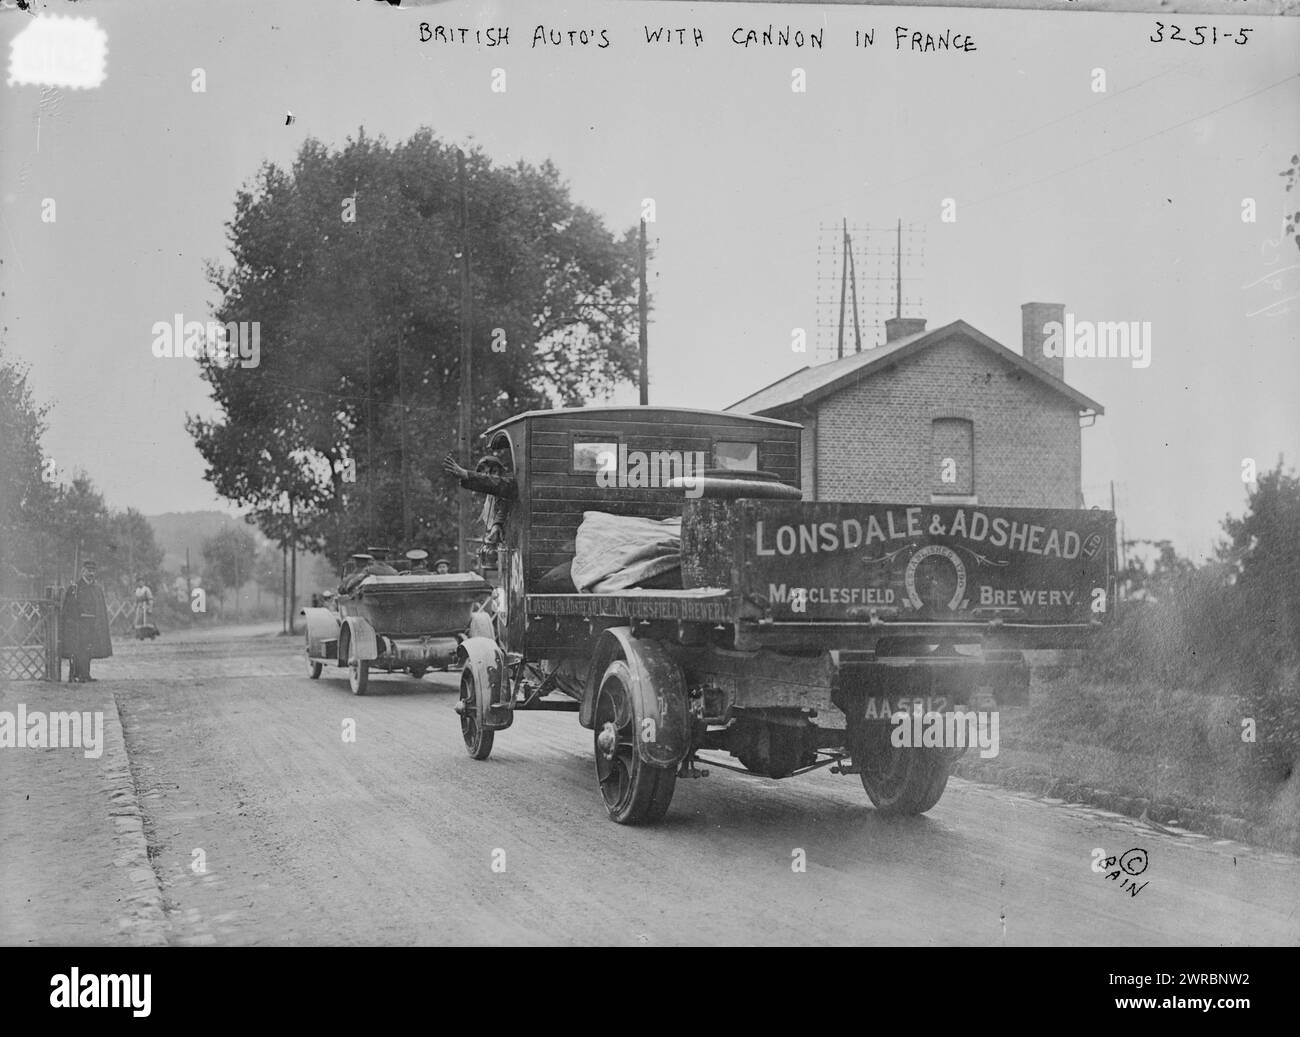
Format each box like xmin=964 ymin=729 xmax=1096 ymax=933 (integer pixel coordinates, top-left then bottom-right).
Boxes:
xmin=713 ymin=441 xmax=759 ymax=471
xmin=931 ymin=418 xmax=974 ymax=499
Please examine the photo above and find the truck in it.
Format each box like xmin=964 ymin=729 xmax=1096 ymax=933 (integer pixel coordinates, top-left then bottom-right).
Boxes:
xmin=455 ymin=406 xmax=1116 ymax=824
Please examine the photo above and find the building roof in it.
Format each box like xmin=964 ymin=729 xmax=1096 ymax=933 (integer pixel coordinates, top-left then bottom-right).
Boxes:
xmin=727 ymin=320 xmax=1104 ymax=417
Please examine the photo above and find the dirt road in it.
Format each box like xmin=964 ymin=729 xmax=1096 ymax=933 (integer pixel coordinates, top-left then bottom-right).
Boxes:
xmin=81 ymin=625 xmax=1300 ymax=945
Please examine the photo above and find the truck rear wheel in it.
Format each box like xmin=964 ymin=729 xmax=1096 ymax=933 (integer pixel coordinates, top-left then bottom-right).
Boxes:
xmin=856 ymin=722 xmax=950 ymax=815
xmin=593 ymin=660 xmax=676 ymax=824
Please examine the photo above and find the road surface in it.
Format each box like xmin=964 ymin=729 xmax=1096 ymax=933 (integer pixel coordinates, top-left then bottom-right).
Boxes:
xmin=91 ymin=625 xmax=1300 ymax=945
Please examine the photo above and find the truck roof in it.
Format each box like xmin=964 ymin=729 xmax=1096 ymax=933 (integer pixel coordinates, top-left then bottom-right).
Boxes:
xmin=483 ymin=406 xmax=803 ymax=439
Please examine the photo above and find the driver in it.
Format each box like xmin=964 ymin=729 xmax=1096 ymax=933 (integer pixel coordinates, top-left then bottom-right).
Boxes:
xmin=339 ymin=552 xmax=398 ymax=594
xmin=442 ymin=445 xmax=517 ymax=549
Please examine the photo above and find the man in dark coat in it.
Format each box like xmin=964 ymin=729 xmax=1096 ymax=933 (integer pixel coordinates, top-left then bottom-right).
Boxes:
xmin=442 ymin=449 xmax=518 ymax=547
xmin=60 ymin=560 xmax=112 ymax=682
xmin=338 ymin=552 xmax=399 ymax=595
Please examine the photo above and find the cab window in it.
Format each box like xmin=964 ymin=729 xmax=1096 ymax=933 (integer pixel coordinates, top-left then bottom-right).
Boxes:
xmin=572 ymin=439 xmax=620 ymax=474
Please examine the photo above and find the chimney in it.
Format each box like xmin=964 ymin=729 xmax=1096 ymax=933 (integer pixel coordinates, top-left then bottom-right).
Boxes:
xmin=1021 ymin=302 xmax=1065 ymax=381
xmin=884 ymin=317 xmax=926 ymax=344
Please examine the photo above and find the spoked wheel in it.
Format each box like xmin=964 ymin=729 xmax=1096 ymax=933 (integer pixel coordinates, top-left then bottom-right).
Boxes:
xmin=348 ymin=658 xmax=370 ymax=696
xmin=459 ymin=670 xmax=494 ymax=760
xmin=855 ymin=720 xmax=950 ymax=815
xmin=593 ymin=660 xmax=675 ymax=825
xmin=305 ymin=631 xmax=323 ymax=679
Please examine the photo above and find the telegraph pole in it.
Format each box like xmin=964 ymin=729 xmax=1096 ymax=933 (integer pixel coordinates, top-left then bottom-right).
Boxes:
xmin=848 ymin=237 xmax=862 ymax=353
xmin=639 ymin=219 xmax=649 ymax=405
xmin=837 ymin=218 xmax=848 ymax=360
xmin=895 ymin=218 xmax=902 ymax=320
xmin=365 ymin=332 xmax=374 ymax=543
xmin=457 ymin=150 xmax=473 ymax=572
xmin=397 ymin=326 xmax=411 ymax=543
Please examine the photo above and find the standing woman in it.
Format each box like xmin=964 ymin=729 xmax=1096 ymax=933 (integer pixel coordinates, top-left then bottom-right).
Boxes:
xmin=133 ymin=575 xmax=155 ymax=639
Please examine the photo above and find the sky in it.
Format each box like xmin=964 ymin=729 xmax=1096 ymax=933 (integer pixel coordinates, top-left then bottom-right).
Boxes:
xmin=1 ymin=0 xmax=1297 ymax=561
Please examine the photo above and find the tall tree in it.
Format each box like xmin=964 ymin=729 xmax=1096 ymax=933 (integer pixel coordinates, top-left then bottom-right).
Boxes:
xmin=1219 ymin=459 xmax=1300 ymax=674
xmin=0 ymin=346 xmax=56 ymax=595
xmin=188 ymin=130 xmax=641 ymax=569
xmin=108 ymin=508 xmax=166 ymax=597
xmin=201 ymin=526 xmax=258 ymax=618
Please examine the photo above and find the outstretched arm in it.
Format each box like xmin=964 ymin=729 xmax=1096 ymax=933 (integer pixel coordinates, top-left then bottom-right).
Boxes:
xmin=458 ymin=471 xmax=518 ymax=500
xmin=442 ymin=452 xmax=469 ymax=480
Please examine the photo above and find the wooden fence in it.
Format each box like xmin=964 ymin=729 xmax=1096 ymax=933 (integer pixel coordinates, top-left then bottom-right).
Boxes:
xmin=0 ymin=597 xmax=60 ymax=682
xmin=107 ymin=599 xmax=137 ymax=636
xmin=0 ymin=597 xmax=140 ymax=681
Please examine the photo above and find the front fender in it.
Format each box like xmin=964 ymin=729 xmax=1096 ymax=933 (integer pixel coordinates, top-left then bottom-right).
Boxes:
xmin=300 ymin=607 xmax=341 ymax=659
xmin=582 ymin=628 xmax=689 ymax=769
xmin=456 ymin=636 xmax=512 ymax=731
xmin=341 ymin=616 xmax=378 ymax=662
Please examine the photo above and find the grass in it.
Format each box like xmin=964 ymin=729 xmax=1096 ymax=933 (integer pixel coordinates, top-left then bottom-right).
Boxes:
xmin=966 ymin=668 xmax=1300 ymax=847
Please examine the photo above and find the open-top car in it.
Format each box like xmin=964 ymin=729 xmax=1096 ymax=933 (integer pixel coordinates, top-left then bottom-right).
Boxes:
xmin=301 ymin=570 xmax=491 ymax=694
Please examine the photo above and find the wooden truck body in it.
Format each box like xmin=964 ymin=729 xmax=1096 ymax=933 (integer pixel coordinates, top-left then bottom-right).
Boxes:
xmin=454 ymin=406 xmax=1116 ymax=824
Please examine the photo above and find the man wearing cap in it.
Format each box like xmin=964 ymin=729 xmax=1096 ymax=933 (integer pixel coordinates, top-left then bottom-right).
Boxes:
xmin=339 ymin=552 xmax=398 ymax=595
xmin=60 ymin=560 xmax=112 ymax=682
xmin=442 ymin=448 xmax=518 ymax=549
xmin=432 ymin=558 xmax=452 ymax=575
xmin=404 ymin=549 xmax=430 ymax=574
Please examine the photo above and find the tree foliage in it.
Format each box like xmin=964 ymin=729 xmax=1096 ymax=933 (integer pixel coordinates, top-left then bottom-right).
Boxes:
xmin=0 ymin=345 xmax=56 ymax=593
xmin=1091 ymin=460 xmax=1300 ymax=782
xmin=188 ymin=130 xmax=641 ymax=569
xmin=201 ymin=525 xmax=258 ymax=604
xmin=0 ymin=346 xmax=164 ymax=598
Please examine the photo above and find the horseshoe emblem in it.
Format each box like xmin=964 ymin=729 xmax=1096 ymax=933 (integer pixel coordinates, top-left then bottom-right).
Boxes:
xmin=904 ymin=545 xmax=967 ymax=611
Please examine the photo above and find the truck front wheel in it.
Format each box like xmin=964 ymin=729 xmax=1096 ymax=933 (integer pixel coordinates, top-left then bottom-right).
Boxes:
xmin=855 ymin=721 xmax=950 ymax=815
xmin=459 ymin=670 xmax=495 ymax=760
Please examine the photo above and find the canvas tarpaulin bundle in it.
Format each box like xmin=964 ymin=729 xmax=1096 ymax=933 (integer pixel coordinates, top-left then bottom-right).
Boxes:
xmin=571 ymin=511 xmax=682 ymax=593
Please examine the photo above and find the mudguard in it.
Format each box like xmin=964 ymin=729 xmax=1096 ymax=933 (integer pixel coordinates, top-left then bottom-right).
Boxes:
xmin=456 ymin=636 xmax=512 ymax=731
xmin=340 ymin=616 xmax=378 ymax=664
xmin=582 ymin=628 xmax=690 ymax=770
xmin=300 ymin=607 xmax=341 ymax=659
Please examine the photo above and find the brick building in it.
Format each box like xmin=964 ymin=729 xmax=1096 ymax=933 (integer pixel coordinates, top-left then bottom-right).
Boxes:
xmin=727 ymin=303 xmax=1103 ymax=508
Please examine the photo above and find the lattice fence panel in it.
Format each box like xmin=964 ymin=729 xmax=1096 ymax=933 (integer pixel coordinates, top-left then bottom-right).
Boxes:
xmin=107 ymin=599 xmax=136 ymax=636
xmin=0 ymin=599 xmax=57 ymax=681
